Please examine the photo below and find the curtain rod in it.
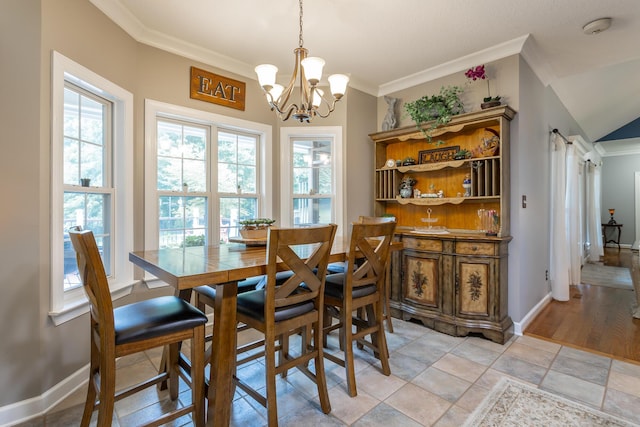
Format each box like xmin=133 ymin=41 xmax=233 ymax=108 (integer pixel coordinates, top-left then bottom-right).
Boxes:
xmin=551 ymin=128 xmax=572 ymax=144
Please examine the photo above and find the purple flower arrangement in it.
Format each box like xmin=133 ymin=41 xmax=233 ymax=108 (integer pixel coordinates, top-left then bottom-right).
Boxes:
xmin=465 ymin=65 xmax=501 ymax=103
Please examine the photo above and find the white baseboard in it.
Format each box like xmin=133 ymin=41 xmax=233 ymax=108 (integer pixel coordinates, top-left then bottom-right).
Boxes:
xmin=0 ymin=364 xmax=88 ymax=427
xmin=512 ymin=292 xmax=552 ymax=336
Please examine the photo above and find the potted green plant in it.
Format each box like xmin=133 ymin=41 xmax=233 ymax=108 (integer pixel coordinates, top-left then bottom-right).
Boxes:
xmin=404 ymin=85 xmax=465 ymax=143
xmin=453 ymin=149 xmax=472 ymax=160
xmin=239 ymin=218 xmax=276 ymax=239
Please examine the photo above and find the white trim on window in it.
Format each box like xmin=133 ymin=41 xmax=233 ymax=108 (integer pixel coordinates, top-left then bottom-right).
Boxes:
xmin=143 ymin=99 xmax=273 ymax=286
xmin=279 ymin=126 xmax=345 ymax=237
xmin=50 ymin=51 xmax=134 ymax=325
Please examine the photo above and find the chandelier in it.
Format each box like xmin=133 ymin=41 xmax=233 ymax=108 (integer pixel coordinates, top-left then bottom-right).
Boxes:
xmin=254 ymin=0 xmax=349 ymax=123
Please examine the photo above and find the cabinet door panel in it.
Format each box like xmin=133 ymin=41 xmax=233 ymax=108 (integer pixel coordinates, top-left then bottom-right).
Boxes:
xmin=403 ymin=251 xmax=441 ymax=309
xmin=456 ymin=257 xmax=493 ymax=318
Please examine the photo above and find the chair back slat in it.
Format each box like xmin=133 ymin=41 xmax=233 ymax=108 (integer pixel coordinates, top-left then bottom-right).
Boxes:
xmin=266 ymin=225 xmax=337 ymax=310
xmin=69 ymin=228 xmax=115 ymax=328
xmin=346 ymin=222 xmax=396 ymax=290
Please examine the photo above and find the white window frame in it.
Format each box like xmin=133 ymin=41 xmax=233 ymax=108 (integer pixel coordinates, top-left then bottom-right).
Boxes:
xmin=144 ymin=99 xmax=273 ymax=287
xmin=280 ymin=126 xmax=345 ymax=237
xmin=50 ymin=51 xmax=134 ymax=325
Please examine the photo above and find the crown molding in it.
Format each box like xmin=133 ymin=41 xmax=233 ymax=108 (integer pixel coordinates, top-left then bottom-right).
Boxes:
xmin=90 ymin=0 xmax=255 ymax=79
xmin=377 ymin=35 xmax=530 ymax=96
xmin=594 ymin=137 xmax=640 ymax=157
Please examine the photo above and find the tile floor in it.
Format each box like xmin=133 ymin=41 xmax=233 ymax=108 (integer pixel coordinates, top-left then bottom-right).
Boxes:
xmin=17 ymin=319 xmax=640 ymax=426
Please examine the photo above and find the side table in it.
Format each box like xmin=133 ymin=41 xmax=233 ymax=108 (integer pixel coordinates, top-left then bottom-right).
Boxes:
xmin=601 ymin=223 xmax=623 ymax=249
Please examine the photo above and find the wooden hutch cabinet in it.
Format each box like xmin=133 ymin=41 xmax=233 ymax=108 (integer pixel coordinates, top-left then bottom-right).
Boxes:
xmin=372 ymin=106 xmax=516 ymax=344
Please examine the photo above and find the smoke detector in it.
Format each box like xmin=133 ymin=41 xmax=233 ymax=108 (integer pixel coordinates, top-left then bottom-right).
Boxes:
xmin=583 ymin=18 xmax=612 ymax=35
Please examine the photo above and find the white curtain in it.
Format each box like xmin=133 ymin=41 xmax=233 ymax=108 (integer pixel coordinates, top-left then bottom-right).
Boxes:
xmin=550 ymin=133 xmax=581 ymax=301
xmin=586 ymin=162 xmax=604 ymax=261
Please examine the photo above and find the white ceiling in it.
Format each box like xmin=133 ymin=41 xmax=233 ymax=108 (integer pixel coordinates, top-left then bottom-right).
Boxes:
xmin=90 ymin=0 xmax=640 ymax=150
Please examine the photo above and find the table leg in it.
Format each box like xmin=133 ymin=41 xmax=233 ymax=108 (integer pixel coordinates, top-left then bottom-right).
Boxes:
xmin=207 ymin=282 xmax=238 ymax=427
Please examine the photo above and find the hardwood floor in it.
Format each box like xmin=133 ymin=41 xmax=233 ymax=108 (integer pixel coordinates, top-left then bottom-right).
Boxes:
xmin=525 ymin=248 xmax=640 ymax=364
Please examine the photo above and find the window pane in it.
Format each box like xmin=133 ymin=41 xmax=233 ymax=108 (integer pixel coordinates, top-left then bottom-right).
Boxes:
xmin=218 ymin=131 xmax=257 ymax=195
xmin=63 ymin=86 xmax=107 ymax=187
xmin=291 ymin=138 xmax=332 ymax=196
xmin=63 ymin=137 xmax=79 ymax=185
xmin=157 ymin=120 xmax=208 ymax=192
xmin=157 ymin=121 xmax=183 ymax=157
xmin=219 ymin=197 xmax=257 ymax=242
xmin=293 ymin=198 xmax=331 ymax=226
xmin=157 ymin=157 xmax=182 ymax=191
xmin=158 ymin=195 xmax=207 ymax=248
xmin=63 ymin=87 xmax=79 ymax=138
xmin=318 ymin=167 xmax=332 ymax=194
xmin=218 ymin=163 xmax=238 ymax=193
xmin=80 ymin=95 xmax=104 ymax=145
xmin=184 ymin=159 xmax=206 ymax=192
xmin=63 ymin=191 xmax=111 ymax=289
xmin=81 ymin=141 xmax=104 ymax=186
xmin=237 ymin=135 xmax=256 ymax=165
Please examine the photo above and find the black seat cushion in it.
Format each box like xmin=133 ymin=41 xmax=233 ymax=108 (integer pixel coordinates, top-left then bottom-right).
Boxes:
xmin=324 ymin=273 xmax=376 ymax=300
xmin=114 ymin=296 xmax=207 ymax=345
xmin=237 ymin=288 xmax=314 ymax=323
xmin=194 ymin=276 xmax=263 ymax=301
xmin=327 ymin=262 xmax=348 ymax=274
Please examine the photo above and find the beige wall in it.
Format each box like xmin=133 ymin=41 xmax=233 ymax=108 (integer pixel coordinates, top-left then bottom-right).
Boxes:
xmin=0 ymin=0 xmax=44 ymax=408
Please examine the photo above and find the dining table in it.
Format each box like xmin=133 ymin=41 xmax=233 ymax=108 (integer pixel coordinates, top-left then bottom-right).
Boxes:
xmin=129 ymin=237 xmax=356 ymax=426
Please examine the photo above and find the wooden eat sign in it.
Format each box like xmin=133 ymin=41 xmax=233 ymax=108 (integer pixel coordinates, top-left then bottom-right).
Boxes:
xmin=190 ymin=66 xmax=246 ymax=111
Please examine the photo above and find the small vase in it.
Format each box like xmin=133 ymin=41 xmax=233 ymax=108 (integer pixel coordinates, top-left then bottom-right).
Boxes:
xmin=399 ymin=187 xmax=413 ymax=198
xmin=481 ymin=100 xmax=501 ymax=110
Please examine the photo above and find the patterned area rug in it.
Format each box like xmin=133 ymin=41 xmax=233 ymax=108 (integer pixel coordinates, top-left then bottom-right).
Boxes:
xmin=463 ymin=379 xmax=638 ymax=427
xmin=581 ymin=262 xmax=633 ymax=290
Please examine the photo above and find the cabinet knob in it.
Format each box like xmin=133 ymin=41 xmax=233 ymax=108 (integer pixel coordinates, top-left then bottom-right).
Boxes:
xmin=471 ymin=245 xmax=478 ymax=251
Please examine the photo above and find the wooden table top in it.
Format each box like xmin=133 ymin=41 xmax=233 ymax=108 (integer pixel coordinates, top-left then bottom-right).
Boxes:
xmin=129 ymin=238 xmax=403 ymax=290
xmin=129 ymin=238 xmax=352 ymax=290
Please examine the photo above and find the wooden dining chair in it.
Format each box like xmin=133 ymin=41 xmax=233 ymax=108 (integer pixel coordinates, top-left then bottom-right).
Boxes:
xmin=233 ymin=224 xmax=337 ymax=426
xmin=327 ymin=215 xmax=397 ymax=332
xmin=69 ymin=228 xmax=207 ymax=427
xmin=322 ymin=220 xmax=396 ymax=397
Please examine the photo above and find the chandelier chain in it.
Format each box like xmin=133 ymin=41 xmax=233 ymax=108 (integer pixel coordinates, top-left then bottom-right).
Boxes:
xmin=298 ymin=0 xmax=304 ymax=48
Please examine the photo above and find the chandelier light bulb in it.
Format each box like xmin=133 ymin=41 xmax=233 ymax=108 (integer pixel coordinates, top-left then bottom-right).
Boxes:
xmin=312 ymin=88 xmax=324 ymax=107
xmin=328 ymin=74 xmax=349 ymax=97
xmin=255 ymin=64 xmax=278 ymax=88
xmin=269 ymin=84 xmax=284 ymax=102
xmin=301 ymin=57 xmax=325 ymax=85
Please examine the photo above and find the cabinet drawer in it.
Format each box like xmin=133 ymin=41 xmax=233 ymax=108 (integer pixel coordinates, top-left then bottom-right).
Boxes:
xmin=456 ymin=242 xmax=494 ymax=255
xmin=403 ymin=237 xmax=442 ymax=252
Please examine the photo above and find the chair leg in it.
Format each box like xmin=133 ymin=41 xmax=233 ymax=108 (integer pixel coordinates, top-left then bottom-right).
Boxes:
xmin=384 ymin=264 xmax=394 ymax=333
xmin=366 ymin=302 xmax=390 ymax=375
xmin=279 ymin=333 xmax=289 ymax=378
xmin=264 ymin=332 xmax=279 ymax=426
xmin=97 ymin=355 xmax=116 ymax=426
xmin=313 ymin=321 xmax=331 ymax=414
xmin=80 ymin=340 xmax=99 ymax=427
xmin=342 ymin=312 xmax=357 ymax=397
xmin=191 ymin=325 xmax=205 ymax=427
xmin=168 ymin=343 xmax=180 ymax=400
